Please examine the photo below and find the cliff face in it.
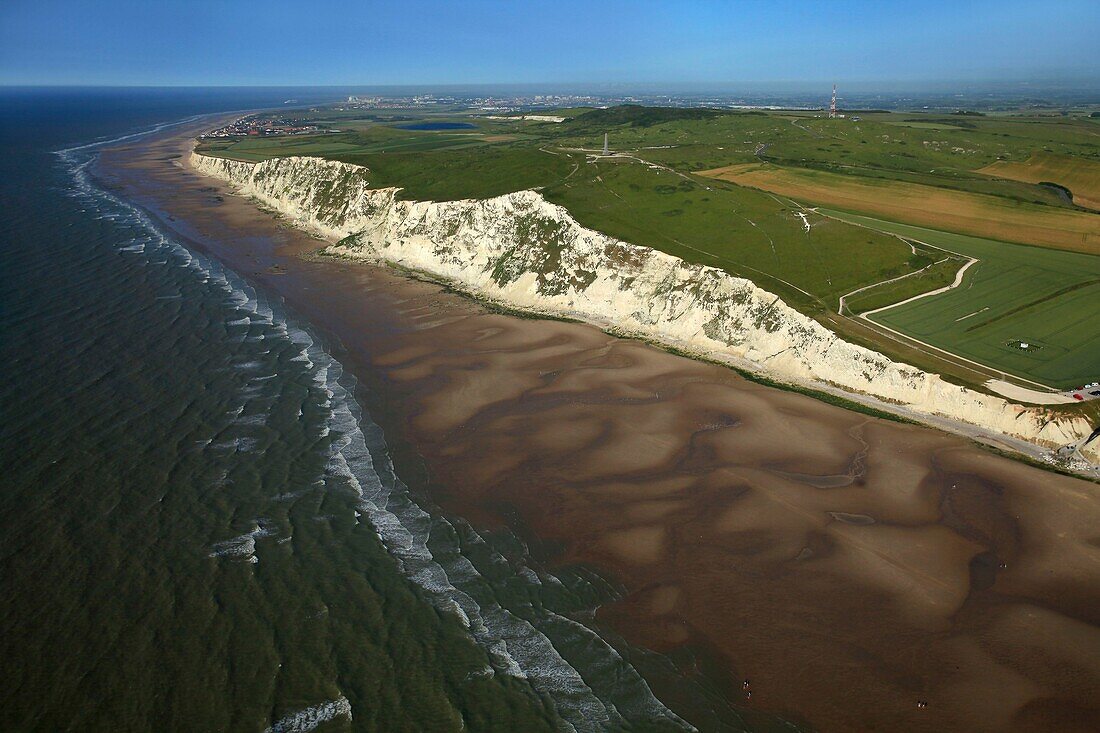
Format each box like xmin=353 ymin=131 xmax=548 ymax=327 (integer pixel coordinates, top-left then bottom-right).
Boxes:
xmin=191 ymin=152 xmax=1097 ymax=462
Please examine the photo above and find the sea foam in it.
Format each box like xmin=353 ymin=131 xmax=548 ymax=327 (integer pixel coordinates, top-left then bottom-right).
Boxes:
xmin=57 ymin=126 xmax=695 ymax=732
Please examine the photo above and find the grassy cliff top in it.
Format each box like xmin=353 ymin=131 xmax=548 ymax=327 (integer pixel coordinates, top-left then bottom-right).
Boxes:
xmin=195 ymin=104 xmax=1100 ymax=392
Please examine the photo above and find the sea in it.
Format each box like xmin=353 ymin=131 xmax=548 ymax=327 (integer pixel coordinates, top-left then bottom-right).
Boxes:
xmin=0 ymin=89 xmax=767 ymax=732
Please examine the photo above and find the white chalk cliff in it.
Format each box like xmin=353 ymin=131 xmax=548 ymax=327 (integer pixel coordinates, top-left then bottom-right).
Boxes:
xmin=191 ymin=152 xmax=1098 ymax=463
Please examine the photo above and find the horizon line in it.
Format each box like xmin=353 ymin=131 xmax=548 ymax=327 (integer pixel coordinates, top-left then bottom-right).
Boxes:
xmin=2 ymin=77 xmax=1100 ymax=91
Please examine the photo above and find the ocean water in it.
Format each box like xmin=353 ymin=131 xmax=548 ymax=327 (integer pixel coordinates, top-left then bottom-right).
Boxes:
xmin=0 ymin=89 xmax=725 ymax=731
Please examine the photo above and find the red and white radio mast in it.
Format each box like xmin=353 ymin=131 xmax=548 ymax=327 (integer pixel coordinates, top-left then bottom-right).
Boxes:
xmin=829 ymin=84 xmax=837 ymax=118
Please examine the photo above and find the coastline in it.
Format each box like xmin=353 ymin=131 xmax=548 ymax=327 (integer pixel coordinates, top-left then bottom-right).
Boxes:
xmin=96 ymin=117 xmax=1100 ymax=732
xmin=188 ymin=148 xmax=1099 ymax=473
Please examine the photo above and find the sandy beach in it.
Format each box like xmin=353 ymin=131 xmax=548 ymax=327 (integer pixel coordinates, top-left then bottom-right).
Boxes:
xmin=95 ymin=117 xmax=1100 ymax=732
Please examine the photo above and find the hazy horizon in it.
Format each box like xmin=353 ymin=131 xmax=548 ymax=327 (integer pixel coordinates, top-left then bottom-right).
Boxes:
xmin=2 ymin=77 xmax=1099 ymax=91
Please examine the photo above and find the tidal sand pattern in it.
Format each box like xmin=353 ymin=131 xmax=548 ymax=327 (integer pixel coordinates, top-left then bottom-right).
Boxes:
xmin=100 ymin=117 xmax=1100 ymax=732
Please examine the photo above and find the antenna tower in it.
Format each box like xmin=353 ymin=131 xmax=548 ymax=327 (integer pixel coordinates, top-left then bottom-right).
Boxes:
xmin=829 ymin=84 xmax=837 ymax=119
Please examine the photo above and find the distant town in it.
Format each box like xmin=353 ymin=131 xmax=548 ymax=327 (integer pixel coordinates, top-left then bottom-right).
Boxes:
xmin=337 ymin=92 xmax=827 ymax=115
xmin=337 ymin=87 xmax=1098 ymax=114
xmin=199 ymin=88 xmax=1100 ymax=143
xmin=201 ymin=115 xmax=330 ymax=139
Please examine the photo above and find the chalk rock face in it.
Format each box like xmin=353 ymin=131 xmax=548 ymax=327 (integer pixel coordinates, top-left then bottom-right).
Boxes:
xmin=191 ymin=152 xmax=1097 ymax=461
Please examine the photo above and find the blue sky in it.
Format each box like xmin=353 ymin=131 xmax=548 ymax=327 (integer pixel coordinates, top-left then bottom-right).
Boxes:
xmin=1 ymin=0 xmax=1097 ymax=86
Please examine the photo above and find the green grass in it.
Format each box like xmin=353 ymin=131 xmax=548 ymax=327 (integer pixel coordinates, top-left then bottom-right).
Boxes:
xmin=822 ymin=210 xmax=1100 ymax=388
xmin=558 ymin=104 xmax=733 ymax=131
xmin=564 ymin=108 xmax=1100 ymax=209
xmin=196 ymin=135 xmax=374 ymax=162
xmin=843 ymin=257 xmax=964 ymax=314
xmin=199 ymin=129 xmax=489 ymax=161
xmin=542 ymin=158 xmax=916 ymax=309
xmin=333 ymin=147 xmax=583 ymax=201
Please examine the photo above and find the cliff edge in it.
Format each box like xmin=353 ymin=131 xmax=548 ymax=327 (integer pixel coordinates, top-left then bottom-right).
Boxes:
xmin=190 ymin=152 xmax=1099 ymax=466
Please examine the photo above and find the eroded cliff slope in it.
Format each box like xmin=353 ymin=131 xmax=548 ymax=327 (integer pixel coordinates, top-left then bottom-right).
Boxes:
xmin=191 ymin=152 xmax=1098 ymax=463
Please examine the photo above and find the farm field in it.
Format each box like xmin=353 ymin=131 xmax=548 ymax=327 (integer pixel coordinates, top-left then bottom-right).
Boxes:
xmin=698 ymin=162 xmax=1100 ymax=254
xmin=821 ymin=210 xmax=1100 ymax=388
xmin=979 ymin=151 xmax=1100 ymax=210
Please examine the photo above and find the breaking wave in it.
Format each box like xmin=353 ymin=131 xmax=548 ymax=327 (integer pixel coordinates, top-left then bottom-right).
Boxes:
xmin=265 ymin=697 xmax=352 ymax=733
xmin=57 ymin=123 xmax=694 ymax=732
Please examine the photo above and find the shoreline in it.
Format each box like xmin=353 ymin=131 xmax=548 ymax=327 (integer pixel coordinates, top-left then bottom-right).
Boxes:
xmin=97 ymin=116 xmax=1100 ymax=732
xmin=320 ymin=246 xmax=1095 ymax=484
xmin=189 ymin=147 xmax=1099 ymax=476
xmin=91 ymin=117 xmax=759 ymax=729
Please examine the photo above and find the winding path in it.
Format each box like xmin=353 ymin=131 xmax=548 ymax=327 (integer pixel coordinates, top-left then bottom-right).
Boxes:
xmin=842 ymin=257 xmax=977 ymax=318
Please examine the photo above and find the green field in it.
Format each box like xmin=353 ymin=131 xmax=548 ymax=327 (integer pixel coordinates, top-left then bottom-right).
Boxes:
xmin=197 ymin=129 xmax=489 ymax=162
xmin=334 ymin=147 xmax=583 ymax=201
xmin=542 ymin=158 xmax=916 ymax=308
xmin=197 ymin=104 xmax=1100 ymax=391
xmin=842 ymin=257 xmax=965 ymax=314
xmin=823 ymin=211 xmax=1100 ymax=387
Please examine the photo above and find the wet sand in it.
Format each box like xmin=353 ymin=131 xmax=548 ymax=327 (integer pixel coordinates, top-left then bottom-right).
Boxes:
xmin=97 ymin=118 xmax=1100 ymax=732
